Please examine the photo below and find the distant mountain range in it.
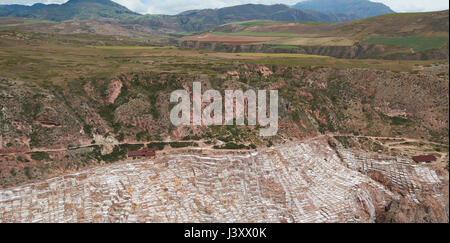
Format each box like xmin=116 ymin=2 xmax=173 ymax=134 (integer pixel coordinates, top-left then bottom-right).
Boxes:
xmin=0 ymin=0 xmax=397 ymax=32
xmin=156 ymin=4 xmax=358 ymax=32
xmin=292 ymin=0 xmax=395 ymax=19
xmin=0 ymin=0 xmax=139 ymax=21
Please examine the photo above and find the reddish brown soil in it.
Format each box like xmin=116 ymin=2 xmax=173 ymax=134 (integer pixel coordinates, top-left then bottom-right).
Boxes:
xmin=181 ymin=34 xmax=280 ymax=44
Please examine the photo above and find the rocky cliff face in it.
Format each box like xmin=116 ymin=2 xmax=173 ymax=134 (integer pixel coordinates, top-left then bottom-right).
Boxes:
xmin=179 ymin=40 xmax=449 ymax=60
xmin=383 ymin=43 xmax=450 ymax=60
xmin=336 ymin=145 xmax=449 ymax=222
xmin=0 ymin=137 xmax=447 ymax=223
xmin=179 ymin=40 xmax=384 ymax=59
xmin=0 ymin=63 xmax=448 ymax=187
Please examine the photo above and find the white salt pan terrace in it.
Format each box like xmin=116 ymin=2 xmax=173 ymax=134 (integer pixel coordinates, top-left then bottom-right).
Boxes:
xmin=0 ymin=138 xmax=446 ymax=223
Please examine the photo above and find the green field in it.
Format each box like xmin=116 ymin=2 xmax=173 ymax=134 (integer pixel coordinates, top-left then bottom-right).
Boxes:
xmin=364 ymin=36 xmax=449 ymax=52
xmin=271 ymin=45 xmax=299 ymax=49
xmin=224 ymin=20 xmax=281 ymax=27
xmin=88 ymin=46 xmax=167 ymax=50
xmin=222 ymin=52 xmax=328 ymax=58
xmin=212 ymin=31 xmax=295 ymax=37
xmin=170 ymin=32 xmax=196 ymax=37
xmin=0 ymin=19 xmax=55 ymax=27
xmin=223 ymin=20 xmax=325 ymax=27
xmin=266 ymin=36 xmax=355 ymax=46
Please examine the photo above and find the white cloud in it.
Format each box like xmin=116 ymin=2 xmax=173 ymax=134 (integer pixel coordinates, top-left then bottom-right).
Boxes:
xmin=0 ymin=0 xmax=448 ymax=15
xmin=138 ymin=0 xmax=300 ymax=14
xmin=372 ymin=0 xmax=449 ymax=12
xmin=0 ymin=0 xmax=66 ymax=4
xmin=113 ymin=0 xmax=150 ymax=13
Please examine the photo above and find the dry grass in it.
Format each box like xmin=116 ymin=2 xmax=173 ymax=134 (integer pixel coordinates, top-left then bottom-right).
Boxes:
xmin=88 ymin=46 xmax=167 ymax=50
xmin=219 ymin=52 xmax=328 ymax=58
xmin=266 ymin=36 xmax=355 ymax=46
xmin=0 ymin=30 xmax=447 ymax=85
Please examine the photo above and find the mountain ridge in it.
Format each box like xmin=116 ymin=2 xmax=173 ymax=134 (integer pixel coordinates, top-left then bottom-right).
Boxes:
xmin=292 ymin=0 xmax=395 ymax=18
xmin=163 ymin=4 xmax=358 ymax=31
xmin=0 ymin=1 xmax=358 ymax=32
xmin=0 ymin=0 xmax=140 ymax=21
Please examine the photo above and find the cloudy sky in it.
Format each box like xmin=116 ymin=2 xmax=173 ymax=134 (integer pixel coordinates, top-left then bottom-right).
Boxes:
xmin=0 ymin=0 xmax=448 ymax=15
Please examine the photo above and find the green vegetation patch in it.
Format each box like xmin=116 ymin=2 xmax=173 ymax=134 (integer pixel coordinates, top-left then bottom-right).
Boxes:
xmin=30 ymin=152 xmax=51 ymax=161
xmin=29 ymin=131 xmax=41 ymax=148
xmin=294 ymin=21 xmax=325 ymax=25
xmin=120 ymin=144 xmax=145 ymax=151
xmin=364 ymin=36 xmax=449 ymax=52
xmin=234 ymin=20 xmax=281 ymax=27
xmin=147 ymin=142 xmax=167 ymax=150
xmin=223 ymin=52 xmax=327 ymax=58
xmin=100 ymin=146 xmax=127 ymax=163
xmin=88 ymin=46 xmax=166 ymax=50
xmin=432 ymin=145 xmax=449 ymax=153
xmin=334 ymin=136 xmax=354 ymax=149
xmin=212 ymin=31 xmax=295 ymax=37
xmin=224 ymin=20 xmax=323 ymax=27
xmin=0 ymin=19 xmax=55 ymax=27
xmin=389 ymin=116 xmax=413 ymax=126
xmin=214 ymin=142 xmax=254 ymax=150
xmin=171 ymin=32 xmax=195 ymax=37
xmin=271 ymin=45 xmax=299 ymax=49
xmin=169 ymin=142 xmax=198 ymax=148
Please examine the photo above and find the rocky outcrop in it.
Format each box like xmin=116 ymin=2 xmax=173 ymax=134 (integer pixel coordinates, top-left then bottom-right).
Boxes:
xmin=0 ymin=78 xmax=86 ymax=151
xmin=0 ymin=64 xmax=448 ymax=187
xmin=105 ymin=80 xmax=123 ymax=104
xmin=179 ymin=40 xmax=386 ymax=59
xmin=336 ymin=147 xmax=449 ymax=223
xmin=179 ymin=40 xmax=449 ymax=60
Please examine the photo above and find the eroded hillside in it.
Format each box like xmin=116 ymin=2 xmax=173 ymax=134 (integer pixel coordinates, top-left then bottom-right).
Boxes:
xmin=180 ymin=10 xmax=449 ymax=60
xmin=0 ymin=61 xmax=448 ymax=187
xmin=0 ymin=24 xmax=448 ymax=223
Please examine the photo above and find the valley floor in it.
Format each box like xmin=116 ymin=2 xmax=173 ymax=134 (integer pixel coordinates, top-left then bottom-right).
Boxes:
xmin=0 ymin=14 xmax=448 ymax=223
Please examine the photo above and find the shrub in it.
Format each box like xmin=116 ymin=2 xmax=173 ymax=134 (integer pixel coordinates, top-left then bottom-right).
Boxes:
xmin=29 ymin=131 xmax=40 ymax=148
xmin=101 ymin=146 xmax=126 ymax=163
xmin=30 ymin=152 xmax=51 ymax=161
xmin=147 ymin=142 xmax=166 ymax=150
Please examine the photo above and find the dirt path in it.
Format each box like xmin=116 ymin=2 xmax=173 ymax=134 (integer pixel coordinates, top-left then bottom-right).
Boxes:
xmin=1 ymin=134 xmax=447 ymax=164
xmin=0 ymin=139 xmax=253 ymax=155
